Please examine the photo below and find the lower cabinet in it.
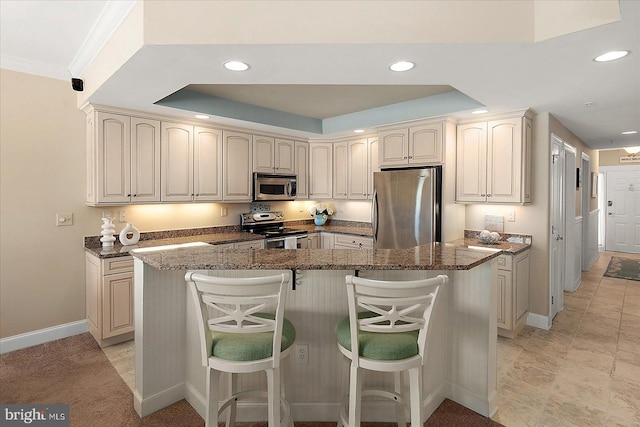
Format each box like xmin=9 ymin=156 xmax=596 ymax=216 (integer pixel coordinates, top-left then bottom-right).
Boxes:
xmin=307 ymin=233 xmax=321 ymax=249
xmin=85 ymin=253 xmax=134 ymax=347
xmin=333 ymin=234 xmax=373 ymax=249
xmin=234 ymin=240 xmax=265 ymax=249
xmin=497 ymin=250 xmax=530 ymax=338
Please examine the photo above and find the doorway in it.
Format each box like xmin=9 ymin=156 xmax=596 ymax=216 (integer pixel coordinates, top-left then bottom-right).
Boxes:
xmin=549 ymin=135 xmax=565 ymax=319
xmin=604 ymin=167 xmax=640 ymax=253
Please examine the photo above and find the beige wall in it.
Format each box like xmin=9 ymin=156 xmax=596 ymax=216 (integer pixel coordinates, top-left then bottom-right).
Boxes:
xmin=599 ymin=149 xmax=639 ymax=167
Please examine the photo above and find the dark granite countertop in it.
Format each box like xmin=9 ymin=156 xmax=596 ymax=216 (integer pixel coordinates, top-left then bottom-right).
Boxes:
xmin=130 ymin=242 xmax=503 ymax=271
xmin=448 ymin=238 xmax=531 ymax=256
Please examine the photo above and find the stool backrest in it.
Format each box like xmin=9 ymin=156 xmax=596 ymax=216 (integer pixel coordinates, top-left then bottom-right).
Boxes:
xmin=185 ymin=272 xmax=290 ymax=367
xmin=345 ymin=274 xmax=448 ymax=363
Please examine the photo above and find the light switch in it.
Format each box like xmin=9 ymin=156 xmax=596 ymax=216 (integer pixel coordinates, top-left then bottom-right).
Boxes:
xmin=508 ymin=210 xmax=516 ymax=222
xmin=119 ymin=210 xmax=127 ymax=222
xmin=56 ymin=213 xmax=73 ymax=226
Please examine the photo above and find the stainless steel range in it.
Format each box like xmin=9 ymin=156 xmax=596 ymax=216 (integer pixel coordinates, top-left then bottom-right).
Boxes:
xmin=240 ymin=211 xmax=308 ymax=249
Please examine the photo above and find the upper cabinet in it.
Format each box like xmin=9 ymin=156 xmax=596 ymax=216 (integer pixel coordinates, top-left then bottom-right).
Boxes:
xmin=295 ymin=141 xmax=309 ymax=199
xmin=309 ymin=142 xmax=333 ymax=199
xmin=456 ymin=110 xmax=533 ymax=204
xmin=253 ymin=136 xmax=295 ymax=175
xmin=223 ymin=131 xmax=253 ymax=201
xmin=193 ymin=127 xmax=223 ymax=201
xmin=86 ymin=111 xmax=160 ymax=205
xmin=379 ymin=121 xmax=445 ymax=167
xmin=333 ymin=141 xmax=348 ymax=199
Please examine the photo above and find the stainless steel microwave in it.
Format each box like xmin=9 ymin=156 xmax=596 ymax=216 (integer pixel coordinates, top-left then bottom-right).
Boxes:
xmin=253 ymin=173 xmax=297 ymax=201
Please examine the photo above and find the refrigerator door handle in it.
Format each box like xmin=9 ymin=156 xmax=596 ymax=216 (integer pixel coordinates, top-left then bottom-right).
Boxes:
xmin=371 ymin=189 xmax=378 ymax=244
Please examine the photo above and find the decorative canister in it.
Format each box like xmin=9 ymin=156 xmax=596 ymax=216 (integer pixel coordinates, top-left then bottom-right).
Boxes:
xmin=314 ymin=214 xmax=328 ymax=226
xmin=119 ymin=223 xmax=140 ymax=246
xmin=100 ymin=217 xmax=116 ymax=247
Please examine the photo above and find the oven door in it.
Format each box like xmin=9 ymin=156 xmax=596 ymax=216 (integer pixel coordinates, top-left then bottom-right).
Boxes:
xmin=265 ymin=234 xmax=308 ymax=249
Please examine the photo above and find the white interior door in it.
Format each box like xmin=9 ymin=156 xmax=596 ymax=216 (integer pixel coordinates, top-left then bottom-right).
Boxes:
xmin=605 ymin=169 xmax=640 ymax=253
xmin=550 ymin=135 xmax=565 ymax=319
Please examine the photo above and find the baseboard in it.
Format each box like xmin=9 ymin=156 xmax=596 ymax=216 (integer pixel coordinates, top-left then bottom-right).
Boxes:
xmin=0 ymin=320 xmax=89 ymax=354
xmin=446 ymin=382 xmax=493 ymax=417
xmin=526 ymin=312 xmax=551 ymax=330
xmin=134 ymin=382 xmax=185 ymax=417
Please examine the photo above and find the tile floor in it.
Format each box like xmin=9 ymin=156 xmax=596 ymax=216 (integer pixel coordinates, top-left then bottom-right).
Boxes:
xmin=103 ymin=251 xmax=640 ymax=426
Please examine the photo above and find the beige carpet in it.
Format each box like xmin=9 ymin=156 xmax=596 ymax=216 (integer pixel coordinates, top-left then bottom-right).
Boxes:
xmin=1 ymin=333 xmax=502 ymax=426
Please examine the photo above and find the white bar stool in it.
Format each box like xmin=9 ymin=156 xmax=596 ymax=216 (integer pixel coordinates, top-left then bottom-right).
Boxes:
xmin=185 ymin=272 xmax=296 ymax=427
xmin=336 ymin=274 xmax=448 ymax=427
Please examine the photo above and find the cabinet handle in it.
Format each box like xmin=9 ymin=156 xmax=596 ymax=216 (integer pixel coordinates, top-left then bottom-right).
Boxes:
xmin=127 ymin=194 xmax=131 ymax=197
xmin=481 ymin=194 xmax=486 ymax=197
xmin=133 ymin=194 xmax=137 ymax=197
xmin=487 ymin=194 xmax=492 ymax=197
xmin=358 ymin=243 xmax=363 ymax=248
xmin=408 ymin=156 xmax=413 ymax=159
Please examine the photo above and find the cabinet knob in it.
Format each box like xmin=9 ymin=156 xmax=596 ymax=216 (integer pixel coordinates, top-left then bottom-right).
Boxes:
xmin=487 ymin=194 xmax=492 ymax=197
xmin=133 ymin=194 xmax=137 ymax=197
xmin=481 ymin=194 xmax=486 ymax=197
xmin=127 ymin=194 xmax=131 ymax=197
xmin=408 ymin=156 xmax=413 ymax=159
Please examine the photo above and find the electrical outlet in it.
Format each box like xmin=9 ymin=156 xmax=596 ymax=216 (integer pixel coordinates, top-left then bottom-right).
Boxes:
xmin=295 ymin=344 xmax=308 ymax=364
xmin=119 ymin=210 xmax=127 ymax=223
xmin=220 ymin=207 xmax=228 ymax=217
xmin=56 ymin=213 xmax=73 ymax=227
xmin=508 ymin=210 xmax=515 ymax=222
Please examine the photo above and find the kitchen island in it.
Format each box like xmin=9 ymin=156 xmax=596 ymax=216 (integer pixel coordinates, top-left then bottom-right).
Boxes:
xmin=130 ymin=243 xmax=504 ymax=423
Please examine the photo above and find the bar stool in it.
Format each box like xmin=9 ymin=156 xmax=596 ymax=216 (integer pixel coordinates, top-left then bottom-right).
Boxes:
xmin=185 ymin=272 xmax=296 ymax=427
xmin=335 ymin=274 xmax=448 ymax=427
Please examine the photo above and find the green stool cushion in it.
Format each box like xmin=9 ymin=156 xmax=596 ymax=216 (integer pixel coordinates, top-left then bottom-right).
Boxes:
xmin=336 ymin=312 xmax=419 ymax=360
xmin=211 ymin=314 xmax=296 ymax=361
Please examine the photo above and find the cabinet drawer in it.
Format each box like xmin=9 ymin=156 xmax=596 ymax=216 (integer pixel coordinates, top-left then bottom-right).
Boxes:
xmin=496 ymin=255 xmax=512 ymax=271
xmin=235 ymin=240 xmax=264 ymax=249
xmin=102 ymin=256 xmax=134 ymax=275
xmin=334 ymin=234 xmax=373 ymax=249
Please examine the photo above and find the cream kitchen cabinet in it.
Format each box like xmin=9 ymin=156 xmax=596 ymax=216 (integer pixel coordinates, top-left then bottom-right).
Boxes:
xmin=223 ymin=131 xmax=253 ymax=201
xmin=86 ymin=111 xmax=161 ymax=205
xmin=379 ymin=121 xmax=445 ymax=167
xmin=456 ymin=110 xmax=533 ymax=204
xmin=85 ymin=253 xmax=134 ymax=347
xmin=253 ymin=136 xmax=295 ymax=175
xmin=307 ymin=233 xmax=321 ymax=249
xmin=161 ymin=123 xmax=223 ymax=202
xmin=309 ymin=142 xmax=333 ymax=199
xmin=348 ymin=137 xmax=379 ymax=200
xmin=234 ymin=240 xmax=265 ymax=249
xmin=333 ymin=234 xmax=373 ymax=249
xmin=333 ymin=141 xmax=348 ymax=199
xmin=295 ymin=141 xmax=309 ymax=199
xmin=497 ymin=250 xmax=530 ymax=338
xmin=321 ymin=232 xmax=335 ymax=249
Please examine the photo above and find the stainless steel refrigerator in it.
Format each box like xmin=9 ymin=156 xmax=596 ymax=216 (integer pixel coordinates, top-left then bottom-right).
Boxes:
xmin=371 ymin=166 xmax=442 ymax=249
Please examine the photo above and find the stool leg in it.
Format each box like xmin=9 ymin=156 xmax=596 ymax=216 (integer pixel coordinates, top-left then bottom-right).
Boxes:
xmin=394 ymin=371 xmax=407 ymax=427
xmin=348 ymin=362 xmax=363 ymax=427
xmin=206 ymin=367 xmax=220 ymax=427
xmin=266 ymin=367 xmax=281 ymax=427
xmin=226 ymin=372 xmax=237 ymax=427
xmin=338 ymin=356 xmax=350 ymax=427
xmin=408 ymin=366 xmax=423 ymax=427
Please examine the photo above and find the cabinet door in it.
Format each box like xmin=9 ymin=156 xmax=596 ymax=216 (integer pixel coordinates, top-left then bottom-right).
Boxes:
xmin=275 ymin=138 xmax=295 ymax=174
xmin=194 ymin=126 xmax=223 ymax=201
xmin=130 ymin=117 xmax=161 ymax=203
xmin=102 ymin=272 xmax=134 ymax=339
xmin=333 ymin=141 xmax=348 ymax=199
xmin=309 ymin=143 xmax=333 ymax=199
xmin=96 ymin=112 xmax=131 ymax=204
xmin=161 ymin=122 xmax=194 ymax=201
xmin=223 ymin=131 xmax=253 ymax=201
xmin=496 ymin=269 xmax=512 ymax=330
xmin=295 ymin=141 xmax=309 ymax=199
xmin=307 ymin=233 xmax=320 ymax=249
xmin=348 ymin=138 xmax=368 ymax=199
xmin=379 ymin=129 xmax=408 ymax=167
xmin=321 ymin=233 xmax=334 ymax=249
xmin=253 ymin=135 xmax=275 ymax=173
xmin=456 ymin=123 xmax=487 ymax=202
xmin=367 ymin=137 xmax=379 ymax=199
xmin=487 ymin=118 xmax=522 ymax=203
xmin=410 ymin=123 xmax=443 ymax=164
xmin=234 ymin=240 xmax=264 ymax=249
xmin=85 ymin=253 xmax=101 ymax=338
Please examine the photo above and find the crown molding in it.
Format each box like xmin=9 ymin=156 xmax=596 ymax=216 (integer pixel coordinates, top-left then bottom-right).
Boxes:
xmin=0 ymin=55 xmax=70 ymax=80
xmin=68 ymin=0 xmax=136 ymax=78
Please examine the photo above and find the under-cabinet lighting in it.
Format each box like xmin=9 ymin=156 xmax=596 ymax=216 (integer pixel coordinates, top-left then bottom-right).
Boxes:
xmin=223 ymin=60 xmax=250 ymax=71
xmin=593 ymin=50 xmax=629 ymax=62
xmin=195 ymin=114 xmax=210 ymax=119
xmin=622 ymin=130 xmax=638 ymax=135
xmin=389 ymin=61 xmax=415 ymax=72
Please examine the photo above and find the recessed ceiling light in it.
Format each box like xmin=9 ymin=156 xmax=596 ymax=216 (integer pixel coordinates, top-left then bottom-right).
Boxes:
xmin=624 ymin=146 xmax=640 ymax=154
xmin=622 ymin=130 xmax=638 ymax=135
xmin=472 ymin=109 xmax=489 ymax=115
xmin=354 ymin=129 xmax=365 ymax=134
xmin=223 ymin=60 xmax=250 ymax=71
xmin=389 ymin=61 xmax=415 ymax=72
xmin=593 ymin=50 xmax=629 ymax=62
xmin=195 ymin=114 xmax=210 ymax=119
